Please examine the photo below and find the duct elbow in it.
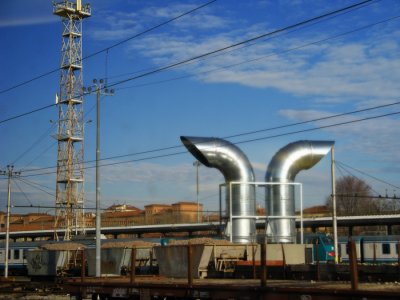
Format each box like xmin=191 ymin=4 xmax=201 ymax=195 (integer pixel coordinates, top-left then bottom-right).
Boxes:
xmin=265 ymin=140 xmax=334 ymax=243
xmin=180 ymin=136 xmax=256 ymax=244
xmin=180 ymin=136 xmax=255 ymax=182
xmin=266 ymin=140 xmax=334 ymax=182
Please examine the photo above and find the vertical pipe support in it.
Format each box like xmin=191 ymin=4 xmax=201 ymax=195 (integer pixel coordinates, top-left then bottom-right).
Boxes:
xmin=281 ymin=244 xmax=286 ymax=280
xmin=252 ymin=244 xmax=256 ymax=279
xmin=81 ymin=249 xmax=86 ymax=283
xmin=130 ymin=247 xmax=136 ymax=284
xmin=260 ymin=243 xmax=267 ymax=287
xmin=349 ymin=239 xmax=359 ymax=290
xmin=187 ymin=244 xmax=193 ymax=287
xmin=397 ymin=242 xmax=400 ymax=265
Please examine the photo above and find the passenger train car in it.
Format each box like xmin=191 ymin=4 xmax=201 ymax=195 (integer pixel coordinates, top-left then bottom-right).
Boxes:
xmin=0 ymin=241 xmax=44 ymax=275
xmin=339 ymin=235 xmax=400 ymax=263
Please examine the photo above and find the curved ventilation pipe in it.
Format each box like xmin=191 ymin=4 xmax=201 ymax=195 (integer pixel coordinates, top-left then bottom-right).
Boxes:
xmin=181 ymin=136 xmax=256 ymax=244
xmin=265 ymin=140 xmax=334 ymax=243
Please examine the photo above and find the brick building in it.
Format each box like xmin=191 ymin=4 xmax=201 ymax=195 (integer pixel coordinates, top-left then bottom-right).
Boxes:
xmin=0 ymin=201 xmax=205 ymax=233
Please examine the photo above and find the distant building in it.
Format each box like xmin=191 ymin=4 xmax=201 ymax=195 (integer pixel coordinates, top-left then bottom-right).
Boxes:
xmin=144 ymin=204 xmax=171 ymax=224
xmin=302 ymin=205 xmax=330 ymax=217
xmin=1 ymin=200 xmax=205 ymax=233
xmin=172 ymin=202 xmax=203 ymax=223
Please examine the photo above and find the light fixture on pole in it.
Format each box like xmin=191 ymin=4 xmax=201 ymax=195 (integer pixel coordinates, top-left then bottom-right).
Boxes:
xmin=83 ymin=79 xmax=114 ymax=277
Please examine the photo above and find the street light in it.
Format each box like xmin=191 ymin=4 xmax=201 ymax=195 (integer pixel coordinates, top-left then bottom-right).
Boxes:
xmin=193 ymin=161 xmax=201 ymax=223
xmin=83 ymin=79 xmax=114 ymax=277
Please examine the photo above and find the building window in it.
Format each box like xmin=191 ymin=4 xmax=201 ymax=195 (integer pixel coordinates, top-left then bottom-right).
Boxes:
xmin=382 ymin=243 xmax=391 ymax=255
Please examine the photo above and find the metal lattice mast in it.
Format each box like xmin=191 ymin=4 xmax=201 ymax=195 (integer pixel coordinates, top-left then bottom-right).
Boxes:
xmin=53 ymin=1 xmax=91 ymax=240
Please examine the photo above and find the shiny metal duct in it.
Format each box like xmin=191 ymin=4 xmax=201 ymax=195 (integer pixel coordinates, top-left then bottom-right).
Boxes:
xmin=180 ymin=136 xmax=256 ymax=244
xmin=265 ymin=140 xmax=334 ymax=243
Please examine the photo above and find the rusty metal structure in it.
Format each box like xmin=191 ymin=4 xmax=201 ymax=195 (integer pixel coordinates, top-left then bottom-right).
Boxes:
xmin=61 ymin=242 xmax=400 ymax=300
xmin=53 ymin=0 xmax=91 ymax=240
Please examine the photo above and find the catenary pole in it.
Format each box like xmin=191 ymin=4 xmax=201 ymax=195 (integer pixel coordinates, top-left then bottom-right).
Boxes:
xmin=331 ymin=147 xmax=339 ymax=263
xmin=1 ymin=165 xmax=20 ymax=278
xmin=84 ymin=79 xmax=114 ymax=277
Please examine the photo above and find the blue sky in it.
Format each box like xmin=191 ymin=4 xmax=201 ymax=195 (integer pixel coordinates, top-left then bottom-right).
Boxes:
xmin=0 ymin=0 xmax=400 ymax=215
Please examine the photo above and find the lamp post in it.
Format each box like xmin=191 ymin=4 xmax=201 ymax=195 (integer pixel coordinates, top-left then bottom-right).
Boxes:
xmin=0 ymin=165 xmax=21 ymax=278
xmin=193 ymin=161 xmax=201 ymax=223
xmin=83 ymin=79 xmax=114 ymax=277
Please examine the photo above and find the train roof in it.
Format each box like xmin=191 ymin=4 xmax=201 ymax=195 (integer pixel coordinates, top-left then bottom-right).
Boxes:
xmin=338 ymin=235 xmax=400 ymax=243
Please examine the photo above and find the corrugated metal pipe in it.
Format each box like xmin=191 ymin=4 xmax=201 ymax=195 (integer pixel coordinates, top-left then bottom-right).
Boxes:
xmin=180 ymin=136 xmax=256 ymax=244
xmin=265 ymin=140 xmax=334 ymax=243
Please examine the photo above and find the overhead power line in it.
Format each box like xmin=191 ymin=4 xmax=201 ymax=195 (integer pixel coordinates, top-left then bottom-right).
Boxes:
xmin=111 ymin=0 xmax=379 ymax=83
xmin=17 ymin=109 xmax=400 ymax=179
xmin=0 ymin=0 xmax=377 ymax=125
xmin=0 ymin=0 xmax=217 ymax=96
xmin=336 ymin=161 xmax=400 ymax=190
xmin=106 ymin=0 xmax=376 ymax=90
xmin=18 ymin=99 xmax=400 ymax=175
xmin=117 ymin=14 xmax=400 ymax=92
xmin=14 ymin=3 xmax=391 ymax=176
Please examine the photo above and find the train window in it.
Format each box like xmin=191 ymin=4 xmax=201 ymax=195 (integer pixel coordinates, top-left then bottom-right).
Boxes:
xmin=322 ymin=236 xmax=333 ymax=245
xmin=382 ymin=243 xmax=391 ymax=255
xmin=14 ymin=249 xmax=20 ymax=260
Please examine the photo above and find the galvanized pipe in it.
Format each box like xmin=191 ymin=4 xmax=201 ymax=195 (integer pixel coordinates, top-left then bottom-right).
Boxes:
xmin=180 ymin=136 xmax=256 ymax=244
xmin=265 ymin=140 xmax=334 ymax=243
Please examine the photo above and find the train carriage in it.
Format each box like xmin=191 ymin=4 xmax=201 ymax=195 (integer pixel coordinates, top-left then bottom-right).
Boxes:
xmin=339 ymin=235 xmax=400 ymax=263
xmin=0 ymin=241 xmax=43 ymax=275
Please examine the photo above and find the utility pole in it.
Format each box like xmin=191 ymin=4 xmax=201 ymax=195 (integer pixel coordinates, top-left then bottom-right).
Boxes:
xmin=331 ymin=146 xmax=338 ymax=263
xmin=83 ymin=79 xmax=114 ymax=277
xmin=0 ymin=165 xmax=21 ymax=278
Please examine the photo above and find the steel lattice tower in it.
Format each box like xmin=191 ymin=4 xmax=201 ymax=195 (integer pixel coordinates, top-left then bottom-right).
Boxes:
xmin=53 ymin=1 xmax=91 ymax=240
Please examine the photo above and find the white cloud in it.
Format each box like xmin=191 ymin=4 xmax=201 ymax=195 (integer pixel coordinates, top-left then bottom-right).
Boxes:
xmin=0 ymin=0 xmax=56 ymax=28
xmin=0 ymin=16 xmax=56 ymax=27
xmin=90 ymin=3 xmax=228 ymax=42
xmin=279 ymin=108 xmax=400 ymax=161
xmin=119 ymin=12 xmax=400 ymax=106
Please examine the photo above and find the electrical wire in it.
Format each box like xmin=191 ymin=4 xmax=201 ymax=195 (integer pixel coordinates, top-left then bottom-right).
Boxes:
xmin=105 ymin=0 xmax=377 ymax=90
xmin=0 ymin=0 xmax=379 ymax=125
xmin=336 ymin=160 xmax=400 ymax=190
xmin=12 ymin=122 xmax=57 ymax=166
xmin=117 ymin=14 xmax=400 ymax=92
xmin=17 ymin=109 xmax=400 ymax=178
xmin=16 ymin=177 xmax=55 ymax=198
xmin=334 ymin=162 xmax=382 ymax=196
xmin=13 ymin=179 xmax=33 ymax=206
xmin=17 ymin=100 xmax=400 ymax=174
xmin=8 ymin=12 xmax=399 ymax=169
xmin=108 ymin=0 xmax=380 ymax=82
xmin=0 ymin=0 xmax=218 ymax=95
